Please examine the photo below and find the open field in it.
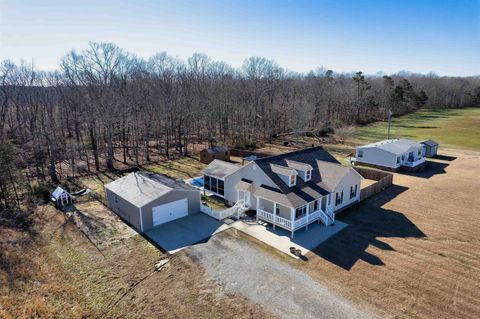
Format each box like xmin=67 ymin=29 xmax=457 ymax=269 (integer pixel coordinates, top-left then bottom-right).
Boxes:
xmin=354 ymin=108 xmax=480 ymax=150
xmin=296 ymin=148 xmax=480 ymax=319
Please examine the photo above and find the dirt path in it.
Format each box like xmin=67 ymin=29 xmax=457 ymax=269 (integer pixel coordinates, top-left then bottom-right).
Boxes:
xmin=187 ymin=230 xmax=378 ymax=319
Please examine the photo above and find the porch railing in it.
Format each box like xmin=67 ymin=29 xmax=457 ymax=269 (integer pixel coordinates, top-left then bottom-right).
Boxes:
xmin=257 ymin=208 xmax=329 ymax=231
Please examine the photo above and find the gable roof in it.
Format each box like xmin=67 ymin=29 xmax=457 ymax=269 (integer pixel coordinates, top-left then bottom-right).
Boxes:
xmin=360 ymin=139 xmax=422 ymax=155
xmin=51 ymin=186 xmax=70 ymax=199
xmin=253 ymin=146 xmax=355 ymax=207
xmin=421 ymin=139 xmax=438 ymax=147
xmin=316 ymin=160 xmax=362 ymax=192
xmin=203 ymin=146 xmax=229 ymax=154
xmin=270 ymin=163 xmax=297 ymax=176
xmin=105 ymin=172 xmax=194 ymax=208
xmin=201 ymin=159 xmax=241 ymax=179
xmin=286 ymin=160 xmax=313 ymax=171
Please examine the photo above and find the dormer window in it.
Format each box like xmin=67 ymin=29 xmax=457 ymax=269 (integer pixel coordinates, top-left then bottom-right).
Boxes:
xmin=289 ymin=174 xmax=296 ymax=186
xmin=305 ymin=170 xmax=312 ymax=181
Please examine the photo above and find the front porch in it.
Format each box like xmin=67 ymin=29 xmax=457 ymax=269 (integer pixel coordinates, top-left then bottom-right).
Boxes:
xmin=255 ymin=196 xmax=334 ymax=238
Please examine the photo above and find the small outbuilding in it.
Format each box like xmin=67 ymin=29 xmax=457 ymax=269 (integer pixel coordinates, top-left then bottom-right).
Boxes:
xmin=421 ymin=139 xmax=439 ymax=157
xmin=105 ymin=172 xmax=201 ymax=232
xmin=51 ymin=187 xmax=73 ymax=208
xmin=199 ymin=146 xmax=230 ymax=164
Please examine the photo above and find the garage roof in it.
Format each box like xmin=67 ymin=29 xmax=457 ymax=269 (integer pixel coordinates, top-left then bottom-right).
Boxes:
xmin=105 ymin=172 xmax=192 ymax=208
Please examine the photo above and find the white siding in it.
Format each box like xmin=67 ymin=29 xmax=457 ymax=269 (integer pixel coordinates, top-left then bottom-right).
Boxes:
xmin=331 ymin=170 xmax=363 ymax=212
xmin=356 ymin=147 xmax=398 ymax=168
xmin=223 ymin=162 xmax=278 ymax=207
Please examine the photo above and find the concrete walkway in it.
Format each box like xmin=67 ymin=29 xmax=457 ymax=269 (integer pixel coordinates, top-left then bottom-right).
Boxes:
xmin=232 ymin=219 xmax=348 ymax=258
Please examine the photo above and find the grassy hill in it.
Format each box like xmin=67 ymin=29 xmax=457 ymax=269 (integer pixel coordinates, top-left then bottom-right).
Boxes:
xmin=354 ymin=108 xmax=480 ymax=150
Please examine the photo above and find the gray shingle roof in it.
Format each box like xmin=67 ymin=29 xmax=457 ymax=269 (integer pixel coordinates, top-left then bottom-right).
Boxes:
xmin=360 ymin=139 xmax=422 ymax=154
xmin=270 ymin=164 xmax=297 ymax=176
xmin=253 ymin=146 xmax=346 ymax=207
xmin=286 ymin=160 xmax=313 ymax=171
xmin=105 ymin=172 xmax=172 ymax=208
xmin=421 ymin=139 xmax=438 ymax=147
xmin=205 ymin=146 xmax=229 ymax=154
xmin=201 ymin=159 xmax=241 ymax=178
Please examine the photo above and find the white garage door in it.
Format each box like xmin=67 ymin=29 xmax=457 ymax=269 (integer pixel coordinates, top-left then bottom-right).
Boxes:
xmin=152 ymin=198 xmax=188 ymax=227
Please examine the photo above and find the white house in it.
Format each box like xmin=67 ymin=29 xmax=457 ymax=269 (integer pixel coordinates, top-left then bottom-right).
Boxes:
xmin=354 ymin=139 xmax=426 ymax=171
xmin=201 ymin=147 xmax=363 ymax=238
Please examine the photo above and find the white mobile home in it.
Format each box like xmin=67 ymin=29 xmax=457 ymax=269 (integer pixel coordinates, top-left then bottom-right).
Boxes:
xmin=355 ymin=139 xmax=426 ymax=171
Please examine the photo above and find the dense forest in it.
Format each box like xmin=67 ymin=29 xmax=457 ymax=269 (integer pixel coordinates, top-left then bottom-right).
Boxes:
xmin=1 ymin=42 xmax=480 ymax=209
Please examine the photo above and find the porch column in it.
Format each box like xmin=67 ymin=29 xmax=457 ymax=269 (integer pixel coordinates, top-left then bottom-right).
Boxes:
xmin=256 ymin=196 xmax=260 ymax=222
xmin=273 ymin=202 xmax=277 ymax=230
xmin=237 ymin=189 xmax=240 ymax=202
xmin=306 ymin=203 xmax=310 ymax=231
xmin=290 ymin=207 xmax=295 ymax=239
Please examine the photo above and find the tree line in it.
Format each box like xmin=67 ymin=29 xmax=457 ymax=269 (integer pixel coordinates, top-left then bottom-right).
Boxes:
xmin=1 ymin=42 xmax=479 ymax=208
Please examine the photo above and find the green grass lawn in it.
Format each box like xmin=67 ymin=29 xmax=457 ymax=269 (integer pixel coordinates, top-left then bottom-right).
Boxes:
xmin=354 ymin=108 xmax=480 ymax=150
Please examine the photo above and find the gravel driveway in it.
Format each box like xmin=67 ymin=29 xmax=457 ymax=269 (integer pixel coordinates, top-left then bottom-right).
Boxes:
xmin=187 ymin=230 xmax=377 ymax=319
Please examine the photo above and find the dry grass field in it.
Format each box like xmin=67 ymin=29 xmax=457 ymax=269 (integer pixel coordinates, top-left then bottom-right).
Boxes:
xmin=0 ymin=197 xmax=271 ymax=319
xmin=298 ymin=148 xmax=480 ymax=319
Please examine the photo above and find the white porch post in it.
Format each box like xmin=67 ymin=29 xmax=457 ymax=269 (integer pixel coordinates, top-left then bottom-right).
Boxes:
xmin=256 ymin=196 xmax=260 ymax=222
xmin=273 ymin=202 xmax=277 ymax=230
xmin=290 ymin=207 xmax=295 ymax=239
xmin=306 ymin=203 xmax=310 ymax=231
xmin=237 ymin=189 xmax=240 ymax=202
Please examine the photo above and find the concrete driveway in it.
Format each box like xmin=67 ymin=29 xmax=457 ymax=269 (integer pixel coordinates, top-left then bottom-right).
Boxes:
xmin=145 ymin=213 xmax=230 ymax=253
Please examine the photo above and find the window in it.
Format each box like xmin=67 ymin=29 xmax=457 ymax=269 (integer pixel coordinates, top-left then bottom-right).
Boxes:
xmin=305 ymin=170 xmax=312 ymax=181
xmin=289 ymin=174 xmax=296 ymax=186
xmin=418 ymin=149 xmax=421 ymax=156
xmin=217 ymin=179 xmax=224 ymax=196
xmin=275 ymin=205 xmax=280 ymax=215
xmin=225 ymin=152 xmax=228 ymax=155
xmin=295 ymin=205 xmax=307 ymax=218
xmin=335 ymin=191 xmax=344 ymax=206
xmin=211 ymin=177 xmax=218 ymax=193
xmin=350 ymin=185 xmax=357 ymax=199
xmin=313 ymin=200 xmax=319 ymax=211
xmin=396 ymin=157 xmax=400 ymax=164
xmin=204 ymin=175 xmax=211 ymax=191
xmin=358 ymin=150 xmax=363 ymax=158
xmin=114 ymin=196 xmax=118 ymax=203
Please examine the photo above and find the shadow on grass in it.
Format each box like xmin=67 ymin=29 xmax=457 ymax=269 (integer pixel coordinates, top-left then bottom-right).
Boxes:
xmin=310 ymin=185 xmax=425 ymax=270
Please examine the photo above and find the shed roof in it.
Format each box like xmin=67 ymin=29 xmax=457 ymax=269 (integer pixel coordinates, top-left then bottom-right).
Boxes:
xmin=360 ymin=139 xmax=422 ymax=155
xmin=201 ymin=159 xmax=241 ymax=179
xmin=421 ymin=139 xmax=438 ymax=147
xmin=104 ymin=172 xmax=193 ymax=208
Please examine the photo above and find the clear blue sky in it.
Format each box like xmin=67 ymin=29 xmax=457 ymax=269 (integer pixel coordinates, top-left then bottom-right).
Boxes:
xmin=1 ymin=0 xmax=479 ymax=76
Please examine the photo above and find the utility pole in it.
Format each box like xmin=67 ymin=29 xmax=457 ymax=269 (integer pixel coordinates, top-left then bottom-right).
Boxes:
xmin=387 ymin=108 xmax=392 ymax=139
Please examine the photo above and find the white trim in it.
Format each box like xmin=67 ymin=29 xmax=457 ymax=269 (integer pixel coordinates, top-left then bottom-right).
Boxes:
xmin=139 ymin=207 xmax=144 ymax=232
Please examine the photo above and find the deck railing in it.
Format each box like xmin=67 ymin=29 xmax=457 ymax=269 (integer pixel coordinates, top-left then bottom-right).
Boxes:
xmin=257 ymin=209 xmax=329 ymax=231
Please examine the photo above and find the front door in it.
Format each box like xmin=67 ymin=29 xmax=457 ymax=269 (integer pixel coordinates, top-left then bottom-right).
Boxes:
xmin=244 ymin=191 xmax=251 ymax=207
xmin=321 ymin=196 xmax=326 ymax=211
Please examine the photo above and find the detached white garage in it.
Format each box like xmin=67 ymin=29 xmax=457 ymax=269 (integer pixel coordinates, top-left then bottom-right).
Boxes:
xmin=105 ymin=172 xmax=201 ymax=232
